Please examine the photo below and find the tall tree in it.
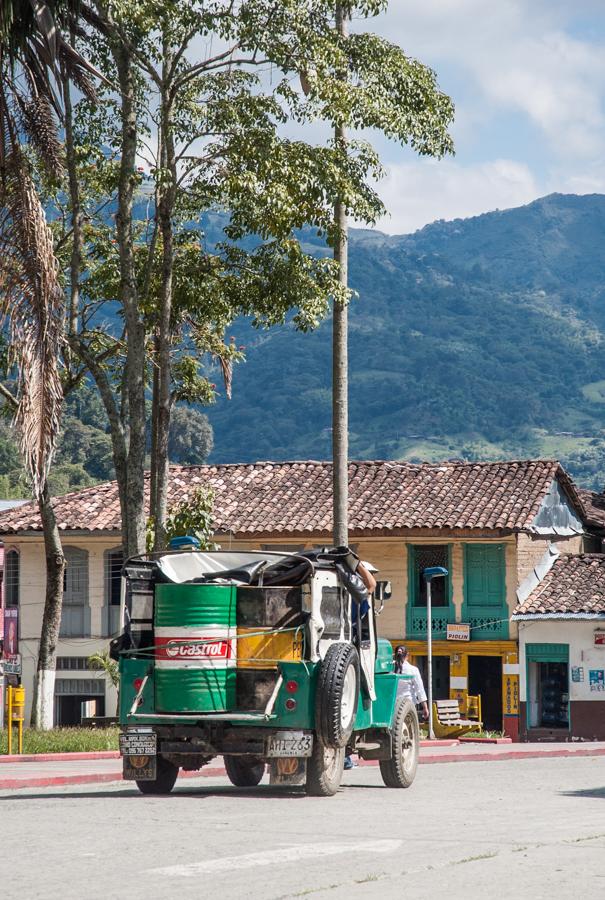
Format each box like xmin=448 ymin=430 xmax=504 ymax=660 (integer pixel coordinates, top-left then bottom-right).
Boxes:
xmin=0 ymin=0 xmax=99 ymax=727
xmin=332 ymin=1 xmax=349 ymax=547
xmin=61 ymin=0 xmax=453 ymax=559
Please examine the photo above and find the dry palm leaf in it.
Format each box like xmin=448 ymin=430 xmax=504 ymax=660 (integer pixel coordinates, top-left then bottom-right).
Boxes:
xmin=0 ymin=148 xmax=64 ymax=497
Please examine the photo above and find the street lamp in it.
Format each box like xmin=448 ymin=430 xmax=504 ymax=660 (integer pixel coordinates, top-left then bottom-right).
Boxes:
xmin=422 ymin=566 xmax=448 ymax=740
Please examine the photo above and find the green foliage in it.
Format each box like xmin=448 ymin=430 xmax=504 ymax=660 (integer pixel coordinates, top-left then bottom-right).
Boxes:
xmin=166 ymin=486 xmax=216 ymax=550
xmin=147 ymin=485 xmax=216 ymax=551
xmin=88 ymin=650 xmax=119 ymax=688
xmin=0 ymin=727 xmax=119 ymax=754
xmin=168 ymin=406 xmax=213 ymax=465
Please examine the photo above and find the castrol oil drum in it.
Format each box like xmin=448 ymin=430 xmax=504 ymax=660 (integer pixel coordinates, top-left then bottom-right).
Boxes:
xmin=154 ymin=583 xmax=236 ymax=712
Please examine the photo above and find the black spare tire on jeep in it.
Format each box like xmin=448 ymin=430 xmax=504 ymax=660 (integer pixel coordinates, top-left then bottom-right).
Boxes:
xmin=315 ymin=642 xmax=360 ymax=748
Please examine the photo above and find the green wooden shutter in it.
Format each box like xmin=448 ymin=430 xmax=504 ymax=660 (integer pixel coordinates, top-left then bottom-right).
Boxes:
xmin=465 ymin=544 xmax=505 ymax=607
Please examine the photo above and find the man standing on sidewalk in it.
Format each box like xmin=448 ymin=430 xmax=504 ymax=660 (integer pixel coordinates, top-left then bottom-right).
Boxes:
xmin=394 ymin=645 xmax=429 ymax=722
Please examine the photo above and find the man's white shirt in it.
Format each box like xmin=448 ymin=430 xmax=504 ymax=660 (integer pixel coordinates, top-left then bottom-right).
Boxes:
xmin=398 ymin=660 xmax=427 ymax=704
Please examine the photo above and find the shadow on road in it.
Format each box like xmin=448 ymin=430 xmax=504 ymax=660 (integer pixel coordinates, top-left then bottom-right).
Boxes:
xmin=0 ymin=783 xmax=308 ymax=802
xmin=559 ymin=786 xmax=605 ymax=799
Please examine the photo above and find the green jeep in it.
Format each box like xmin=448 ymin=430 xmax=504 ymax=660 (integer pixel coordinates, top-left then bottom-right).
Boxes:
xmin=115 ymin=546 xmax=419 ymax=796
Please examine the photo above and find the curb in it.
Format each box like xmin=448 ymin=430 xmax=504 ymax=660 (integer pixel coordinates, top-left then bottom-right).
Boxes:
xmin=0 ymin=740 xmax=457 ymax=764
xmin=0 ymin=751 xmax=120 ymax=764
xmin=3 ymin=744 xmax=605 ymax=791
xmin=0 ymin=765 xmax=226 ymax=791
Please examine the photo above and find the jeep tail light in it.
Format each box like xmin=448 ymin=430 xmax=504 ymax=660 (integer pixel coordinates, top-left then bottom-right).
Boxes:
xmin=133 ymin=678 xmax=144 ymax=692
xmin=285 ymin=698 xmax=297 ymax=711
xmin=286 ymin=680 xmax=299 ymax=694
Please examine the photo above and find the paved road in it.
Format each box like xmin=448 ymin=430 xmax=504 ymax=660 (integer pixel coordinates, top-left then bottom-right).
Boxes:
xmin=1 ymin=756 xmax=604 ymax=900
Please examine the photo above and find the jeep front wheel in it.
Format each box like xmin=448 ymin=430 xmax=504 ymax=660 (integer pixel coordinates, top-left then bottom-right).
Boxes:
xmin=379 ymin=697 xmax=419 ymax=788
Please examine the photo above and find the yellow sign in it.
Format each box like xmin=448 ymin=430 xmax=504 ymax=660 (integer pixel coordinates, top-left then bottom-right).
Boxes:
xmin=503 ymin=675 xmax=519 ymax=715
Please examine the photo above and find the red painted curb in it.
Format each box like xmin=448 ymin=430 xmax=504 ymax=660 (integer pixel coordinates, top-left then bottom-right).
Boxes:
xmin=0 ymin=741 xmax=456 ymax=765
xmin=4 ymin=745 xmax=605 ymax=791
xmin=0 ymin=764 xmax=229 ymax=791
xmin=419 ymin=746 xmax=605 ymax=764
xmin=0 ymin=751 xmax=120 ymax=764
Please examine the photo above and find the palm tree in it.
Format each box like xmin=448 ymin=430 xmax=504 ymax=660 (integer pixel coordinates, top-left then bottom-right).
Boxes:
xmin=0 ymin=0 xmax=97 ymax=728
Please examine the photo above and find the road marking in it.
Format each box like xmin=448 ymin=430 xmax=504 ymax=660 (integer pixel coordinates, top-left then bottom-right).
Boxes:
xmin=149 ymin=839 xmax=402 ymax=877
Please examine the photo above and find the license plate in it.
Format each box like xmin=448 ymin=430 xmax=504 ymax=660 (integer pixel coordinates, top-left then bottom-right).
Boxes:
xmin=120 ymin=729 xmax=157 ymax=757
xmin=123 ymin=755 xmax=157 ymax=781
xmin=266 ymin=731 xmax=313 ymax=758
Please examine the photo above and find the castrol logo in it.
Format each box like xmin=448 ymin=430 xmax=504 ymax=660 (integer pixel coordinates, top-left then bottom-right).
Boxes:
xmin=155 ymin=635 xmax=232 ymax=660
xmin=165 ymin=639 xmax=229 ymax=659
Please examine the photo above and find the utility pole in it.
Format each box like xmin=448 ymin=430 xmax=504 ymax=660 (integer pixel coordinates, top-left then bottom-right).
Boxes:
xmin=332 ymin=1 xmax=348 ymax=547
xmin=423 ymin=566 xmax=448 ymax=740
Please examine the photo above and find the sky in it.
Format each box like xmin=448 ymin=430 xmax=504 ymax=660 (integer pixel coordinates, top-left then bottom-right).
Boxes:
xmin=364 ymin=0 xmax=605 ymax=234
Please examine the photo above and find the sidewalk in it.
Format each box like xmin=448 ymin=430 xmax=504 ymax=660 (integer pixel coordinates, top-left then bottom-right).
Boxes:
xmin=2 ymin=740 xmax=605 ymax=791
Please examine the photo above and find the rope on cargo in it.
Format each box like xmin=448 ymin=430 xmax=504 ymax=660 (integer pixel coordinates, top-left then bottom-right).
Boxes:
xmin=120 ymin=624 xmax=306 ymax=659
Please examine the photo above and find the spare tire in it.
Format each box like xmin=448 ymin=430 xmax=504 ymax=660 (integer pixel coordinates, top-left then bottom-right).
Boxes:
xmin=315 ymin=643 xmax=360 ymax=748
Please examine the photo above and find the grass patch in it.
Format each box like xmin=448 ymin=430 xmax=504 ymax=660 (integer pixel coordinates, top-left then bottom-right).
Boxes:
xmin=0 ymin=727 xmax=119 ymax=755
xmin=582 ymin=380 xmax=605 ymax=403
xmin=453 ymin=852 xmax=498 ymax=865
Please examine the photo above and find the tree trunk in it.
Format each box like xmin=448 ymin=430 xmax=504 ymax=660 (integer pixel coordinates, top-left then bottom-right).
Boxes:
xmin=152 ymin=42 xmax=176 ymax=552
xmin=30 ymin=485 xmax=66 ymax=728
xmin=112 ymin=38 xmax=147 ymax=558
xmin=332 ymin=3 xmax=349 ymax=548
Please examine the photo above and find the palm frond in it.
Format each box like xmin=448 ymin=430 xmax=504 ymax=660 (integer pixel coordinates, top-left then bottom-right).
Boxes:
xmin=0 ymin=147 xmax=64 ymax=497
xmin=217 ymin=355 xmax=233 ymax=400
xmin=15 ymin=92 xmax=64 ymax=176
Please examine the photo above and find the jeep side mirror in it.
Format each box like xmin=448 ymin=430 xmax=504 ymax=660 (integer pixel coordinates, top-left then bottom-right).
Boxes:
xmin=374 ymin=580 xmax=392 ymax=615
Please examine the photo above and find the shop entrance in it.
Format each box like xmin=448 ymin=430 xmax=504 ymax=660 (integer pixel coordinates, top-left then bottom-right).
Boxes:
xmin=54 ymin=678 xmax=105 ymax=726
xmin=469 ymin=656 xmax=502 ymax=732
xmin=55 ymin=694 xmax=105 ymax=726
xmin=416 ymin=656 xmax=450 ymax=701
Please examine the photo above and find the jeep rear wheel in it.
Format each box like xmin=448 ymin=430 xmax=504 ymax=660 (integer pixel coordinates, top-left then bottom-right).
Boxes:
xmin=379 ymin=697 xmax=419 ymax=788
xmin=315 ymin=643 xmax=360 ymax=748
xmin=135 ymin=757 xmax=179 ymax=795
xmin=306 ymin=740 xmax=345 ymax=797
xmin=224 ymin=755 xmax=265 ymax=787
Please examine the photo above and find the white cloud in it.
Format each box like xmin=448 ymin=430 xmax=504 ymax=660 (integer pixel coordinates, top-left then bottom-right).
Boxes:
xmin=372 ymin=1 xmax=605 ymax=160
xmin=374 ymin=158 xmax=539 ymax=234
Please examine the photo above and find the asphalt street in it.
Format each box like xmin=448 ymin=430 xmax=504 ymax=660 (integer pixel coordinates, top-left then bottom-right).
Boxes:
xmin=1 ymin=755 xmax=604 ymax=900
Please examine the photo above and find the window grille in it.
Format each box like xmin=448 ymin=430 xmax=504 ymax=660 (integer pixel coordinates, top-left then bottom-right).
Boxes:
xmin=411 ymin=545 xmax=449 ymax=607
xmin=4 ymin=549 xmax=19 ymax=607
xmin=105 ymin=548 xmax=123 ymax=606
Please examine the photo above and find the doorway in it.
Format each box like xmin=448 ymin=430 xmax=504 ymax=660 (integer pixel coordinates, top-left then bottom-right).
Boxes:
xmin=55 ymin=694 xmax=105 ymax=726
xmin=468 ymin=656 xmax=502 ymax=732
xmin=416 ymin=656 xmax=450 ymax=701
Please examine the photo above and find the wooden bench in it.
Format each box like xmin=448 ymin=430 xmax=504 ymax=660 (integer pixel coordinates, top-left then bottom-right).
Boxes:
xmin=432 ymin=699 xmax=482 ymax=739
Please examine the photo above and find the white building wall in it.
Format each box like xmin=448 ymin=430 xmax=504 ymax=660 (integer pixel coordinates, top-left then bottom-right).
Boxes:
xmin=7 ymin=535 xmax=120 ymax=724
xmin=517 ymin=618 xmax=605 ymax=703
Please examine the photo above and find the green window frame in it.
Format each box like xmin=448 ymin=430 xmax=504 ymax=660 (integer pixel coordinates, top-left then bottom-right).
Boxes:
xmin=525 ymin=643 xmax=569 ymax=663
xmin=406 ymin=545 xmax=455 ymax=638
xmin=462 ymin=543 xmax=508 ymax=639
xmin=525 ymin=643 xmax=569 ymax=730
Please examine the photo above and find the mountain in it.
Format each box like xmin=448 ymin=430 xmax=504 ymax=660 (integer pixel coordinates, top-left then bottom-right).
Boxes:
xmin=205 ymin=193 xmax=605 ymax=489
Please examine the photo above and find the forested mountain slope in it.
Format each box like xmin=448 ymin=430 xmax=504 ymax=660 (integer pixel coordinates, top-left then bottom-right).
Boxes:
xmin=206 ymin=193 xmax=605 ymax=489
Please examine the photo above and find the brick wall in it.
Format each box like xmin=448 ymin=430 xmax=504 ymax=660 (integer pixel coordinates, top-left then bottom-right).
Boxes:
xmin=515 ymin=532 xmax=583 ymax=585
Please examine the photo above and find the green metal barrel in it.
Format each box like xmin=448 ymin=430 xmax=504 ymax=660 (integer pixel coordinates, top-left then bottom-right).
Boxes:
xmin=154 ymin=583 xmax=236 ymax=712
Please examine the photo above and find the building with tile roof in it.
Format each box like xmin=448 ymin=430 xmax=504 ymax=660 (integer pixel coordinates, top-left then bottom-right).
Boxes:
xmin=0 ymin=458 xmax=591 ymax=736
xmin=512 ymin=554 xmax=605 ymax=741
xmin=0 ymin=458 xmax=586 ymax=537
